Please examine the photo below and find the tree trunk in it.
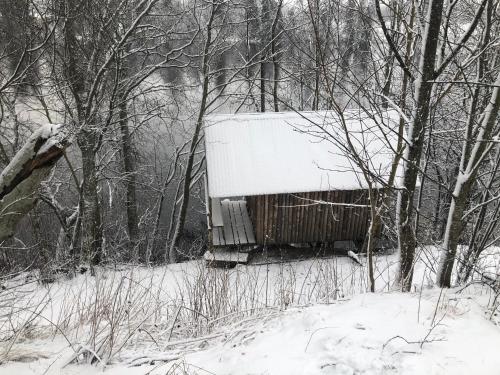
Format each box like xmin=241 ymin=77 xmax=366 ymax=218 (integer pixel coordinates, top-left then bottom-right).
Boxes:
xmin=437 ymin=69 xmax=500 ymax=287
xmin=459 ymin=198 xmax=500 ymax=283
xmin=397 ymin=0 xmax=445 ymax=291
xmin=259 ymin=0 xmax=270 ymax=113
xmin=260 ymin=59 xmax=266 ymax=112
xmin=168 ymin=3 xmax=217 ymax=262
xmin=437 ymin=1 xmax=495 ymax=286
xmin=119 ymin=97 xmax=140 ymax=262
xmin=77 ymin=131 xmax=102 ymax=266
xmin=457 ymin=144 xmax=500 ymax=283
xmin=312 ymin=42 xmax=320 ymax=110
xmin=365 ymin=188 xmax=377 ymax=292
xmin=32 ymin=207 xmax=54 ymax=283
xmin=271 ymin=0 xmax=282 ymax=112
xmin=147 ymin=146 xmax=183 ymax=263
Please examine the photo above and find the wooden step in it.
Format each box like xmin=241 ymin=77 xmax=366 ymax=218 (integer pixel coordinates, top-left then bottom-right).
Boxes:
xmin=204 ymin=249 xmax=250 ymax=267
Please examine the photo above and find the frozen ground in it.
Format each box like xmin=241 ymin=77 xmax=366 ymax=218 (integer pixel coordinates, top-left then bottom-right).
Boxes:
xmin=1 ymin=247 xmax=499 ymax=374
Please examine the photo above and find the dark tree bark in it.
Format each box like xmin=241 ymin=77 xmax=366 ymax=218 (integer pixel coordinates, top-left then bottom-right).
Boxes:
xmin=77 ymin=131 xmax=102 ymax=266
xmin=271 ymin=0 xmax=283 ymax=112
xmin=259 ymin=0 xmax=270 ymax=113
xmin=396 ymin=0 xmax=445 ymax=291
xmin=118 ymin=96 xmax=140 ymax=262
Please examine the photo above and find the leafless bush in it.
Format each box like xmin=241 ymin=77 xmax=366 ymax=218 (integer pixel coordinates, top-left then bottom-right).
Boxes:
xmin=0 ymin=253 xmax=382 ymax=365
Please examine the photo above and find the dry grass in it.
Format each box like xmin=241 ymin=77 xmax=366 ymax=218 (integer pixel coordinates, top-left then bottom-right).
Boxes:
xmin=0 ymin=251 xmax=427 ymax=366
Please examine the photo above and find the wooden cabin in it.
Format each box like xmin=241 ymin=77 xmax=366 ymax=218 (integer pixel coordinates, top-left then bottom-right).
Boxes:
xmin=203 ymin=110 xmax=399 ymax=257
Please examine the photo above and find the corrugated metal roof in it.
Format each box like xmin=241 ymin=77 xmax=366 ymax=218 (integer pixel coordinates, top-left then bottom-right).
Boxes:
xmin=204 ymin=110 xmax=401 ymax=198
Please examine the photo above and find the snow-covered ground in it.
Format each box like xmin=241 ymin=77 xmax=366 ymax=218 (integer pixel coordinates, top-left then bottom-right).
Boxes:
xmin=1 ymin=247 xmax=499 ymax=374
xmin=183 ymin=291 xmax=500 ymax=375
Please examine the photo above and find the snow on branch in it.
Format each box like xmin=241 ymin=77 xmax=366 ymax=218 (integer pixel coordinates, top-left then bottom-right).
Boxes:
xmin=0 ymin=124 xmax=70 ymax=242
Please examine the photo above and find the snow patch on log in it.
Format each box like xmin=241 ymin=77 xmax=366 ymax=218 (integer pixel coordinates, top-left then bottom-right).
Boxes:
xmin=0 ymin=124 xmax=69 ymax=242
xmin=0 ymin=124 xmax=64 ymax=192
xmin=36 ymin=124 xmax=64 ymax=155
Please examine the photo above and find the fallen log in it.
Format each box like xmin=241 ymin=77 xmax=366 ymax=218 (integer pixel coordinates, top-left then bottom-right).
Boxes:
xmin=0 ymin=124 xmax=70 ymax=242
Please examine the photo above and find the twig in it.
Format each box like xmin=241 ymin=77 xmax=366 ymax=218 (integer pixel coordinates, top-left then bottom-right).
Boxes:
xmin=167 ymin=306 xmax=182 ymax=341
xmin=304 ymin=327 xmax=337 ymax=352
xmin=163 ymin=333 xmax=225 ymax=351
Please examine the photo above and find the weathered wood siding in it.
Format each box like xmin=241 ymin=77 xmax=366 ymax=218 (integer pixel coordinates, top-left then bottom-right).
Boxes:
xmin=246 ymin=190 xmax=372 ymax=245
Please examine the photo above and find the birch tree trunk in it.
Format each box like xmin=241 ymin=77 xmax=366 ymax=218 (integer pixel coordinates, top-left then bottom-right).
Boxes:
xmin=437 ymin=70 xmax=500 ymax=287
xmin=457 ymin=145 xmax=500 ymax=283
xmin=436 ymin=0 xmax=494 ymax=287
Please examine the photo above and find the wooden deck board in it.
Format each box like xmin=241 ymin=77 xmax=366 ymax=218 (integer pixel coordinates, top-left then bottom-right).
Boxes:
xmin=211 ymin=198 xmax=223 ymax=227
xmin=229 ymin=201 xmax=243 ymax=246
xmin=220 ymin=201 xmax=236 ymax=245
xmin=204 ymin=249 xmax=249 ymax=264
xmin=238 ymin=201 xmax=256 ymax=244
xmin=231 ymin=202 xmax=247 ymax=245
xmin=225 ymin=202 xmax=239 ymax=245
xmin=212 ymin=226 xmax=225 ymax=246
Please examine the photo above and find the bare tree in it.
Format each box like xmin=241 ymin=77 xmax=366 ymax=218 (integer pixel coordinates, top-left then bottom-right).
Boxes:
xmin=375 ymin=0 xmax=488 ymax=290
xmin=438 ymin=68 xmax=500 ymax=287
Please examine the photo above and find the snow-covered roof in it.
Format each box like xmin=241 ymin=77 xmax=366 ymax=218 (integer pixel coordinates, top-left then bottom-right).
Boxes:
xmin=204 ymin=110 xmax=402 ymax=198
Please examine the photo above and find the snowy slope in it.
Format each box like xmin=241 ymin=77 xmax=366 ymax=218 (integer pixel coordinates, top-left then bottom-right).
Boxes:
xmin=2 ymin=290 xmax=500 ymax=375
xmin=1 ymin=248 xmax=499 ymax=375
xmin=185 ymin=291 xmax=500 ymax=375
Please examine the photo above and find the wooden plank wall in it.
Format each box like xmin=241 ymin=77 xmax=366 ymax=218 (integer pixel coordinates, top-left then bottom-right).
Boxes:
xmin=246 ymin=190 xmax=373 ymax=245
